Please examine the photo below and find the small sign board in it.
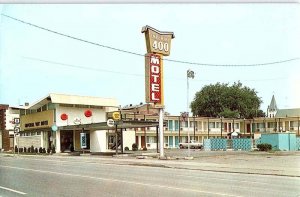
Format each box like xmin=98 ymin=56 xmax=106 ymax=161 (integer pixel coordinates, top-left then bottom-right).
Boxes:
xmin=14 ymin=127 xmax=20 ymax=133
xmin=80 ymin=133 xmax=87 ymax=149
xmin=51 ymin=125 xmax=58 ymax=132
xmin=14 ymin=118 xmax=20 ymax=124
xmin=107 ymin=119 xmax=115 ymax=127
xmin=141 ymin=25 xmax=175 ymax=56
xmin=112 ymin=112 xmax=121 ymax=120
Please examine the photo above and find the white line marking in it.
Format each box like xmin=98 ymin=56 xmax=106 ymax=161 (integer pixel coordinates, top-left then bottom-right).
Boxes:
xmin=0 ymin=165 xmax=239 ymax=197
xmin=0 ymin=186 xmax=26 ymax=195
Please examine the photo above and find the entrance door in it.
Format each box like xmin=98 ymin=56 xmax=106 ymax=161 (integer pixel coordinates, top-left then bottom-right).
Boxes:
xmin=141 ymin=136 xmax=145 ymax=148
xmin=61 ymin=130 xmax=73 ymax=152
xmin=247 ymin=124 xmax=251 ymax=133
xmin=135 ymin=136 xmax=139 ymax=146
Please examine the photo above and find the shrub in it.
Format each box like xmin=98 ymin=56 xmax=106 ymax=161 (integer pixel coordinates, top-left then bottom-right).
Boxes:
xmin=19 ymin=148 xmax=23 ymax=153
xmin=257 ymin=143 xmax=272 ymax=151
xmin=132 ymin=143 xmax=138 ymax=151
xmin=24 ymin=147 xmax=27 ymax=153
xmin=30 ymin=145 xmax=34 ymax=153
xmin=124 ymin=147 xmax=129 ymax=151
xmin=47 ymin=148 xmax=51 ymax=154
xmin=15 ymin=145 xmax=18 ymax=153
xmin=42 ymin=148 xmax=46 ymax=153
xmin=34 ymin=148 xmax=38 ymax=153
xmin=51 ymin=146 xmax=56 ymax=154
xmin=39 ymin=147 xmax=43 ymax=153
xmin=142 ymin=147 xmax=147 ymax=151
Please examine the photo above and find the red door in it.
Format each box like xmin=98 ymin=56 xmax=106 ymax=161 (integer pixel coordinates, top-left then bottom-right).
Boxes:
xmin=141 ymin=136 xmax=145 ymax=148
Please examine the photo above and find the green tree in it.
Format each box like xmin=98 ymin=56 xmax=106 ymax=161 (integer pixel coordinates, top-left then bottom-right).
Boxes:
xmin=190 ymin=82 xmax=263 ymax=119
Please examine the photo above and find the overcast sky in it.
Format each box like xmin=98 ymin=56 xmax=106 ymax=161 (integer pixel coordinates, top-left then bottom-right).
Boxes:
xmin=0 ymin=4 xmax=299 ymax=115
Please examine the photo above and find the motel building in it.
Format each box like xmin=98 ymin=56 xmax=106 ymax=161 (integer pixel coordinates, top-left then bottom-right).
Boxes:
xmin=121 ymin=99 xmax=299 ymax=150
xmin=3 ymin=94 xmax=299 ymax=152
xmin=18 ymin=93 xmax=140 ymax=153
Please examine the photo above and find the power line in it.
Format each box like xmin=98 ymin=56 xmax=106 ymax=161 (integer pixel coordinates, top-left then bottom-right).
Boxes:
xmin=2 ymin=13 xmax=300 ymax=67
xmin=23 ymin=56 xmax=288 ymax=82
xmin=23 ymin=56 xmax=142 ymax=77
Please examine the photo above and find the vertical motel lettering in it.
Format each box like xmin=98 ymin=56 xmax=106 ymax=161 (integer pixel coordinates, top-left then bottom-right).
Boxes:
xmin=150 ymin=55 xmax=161 ymax=102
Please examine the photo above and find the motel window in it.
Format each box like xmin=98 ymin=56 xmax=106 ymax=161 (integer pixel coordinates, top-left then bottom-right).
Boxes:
xmin=183 ymin=121 xmax=188 ymax=127
xmin=209 ymin=122 xmax=215 ymax=128
xmin=234 ymin=123 xmax=239 ymax=129
xmin=267 ymin=122 xmax=275 ymax=128
xmin=48 ymin=103 xmax=56 ymax=110
xmin=146 ymin=136 xmax=156 ymax=143
xmin=20 ymin=109 xmax=26 ymax=116
xmin=42 ymin=104 xmax=47 ymax=111
xmin=257 ymin=123 xmax=265 ymax=128
xmin=182 ymin=136 xmax=188 ymax=143
xmin=168 ymin=120 xmax=173 ymax=130
xmin=290 ymin=121 xmax=299 ymax=127
xmin=174 ymin=120 xmax=179 ymax=131
xmin=164 ymin=136 xmax=168 ymax=143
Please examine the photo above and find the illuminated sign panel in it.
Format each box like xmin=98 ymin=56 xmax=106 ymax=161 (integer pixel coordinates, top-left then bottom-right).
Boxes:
xmin=145 ymin=53 xmax=164 ymax=105
xmin=142 ymin=26 xmax=174 ymax=56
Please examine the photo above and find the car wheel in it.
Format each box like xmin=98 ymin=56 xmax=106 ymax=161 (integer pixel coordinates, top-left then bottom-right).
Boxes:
xmin=179 ymin=145 xmax=183 ymax=149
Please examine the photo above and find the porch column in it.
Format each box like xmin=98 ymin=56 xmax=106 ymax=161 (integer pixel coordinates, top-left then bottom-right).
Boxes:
xmin=55 ymin=130 xmax=61 ymax=153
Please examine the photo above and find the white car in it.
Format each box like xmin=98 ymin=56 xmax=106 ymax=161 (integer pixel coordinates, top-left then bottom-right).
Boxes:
xmin=179 ymin=140 xmax=203 ymax=149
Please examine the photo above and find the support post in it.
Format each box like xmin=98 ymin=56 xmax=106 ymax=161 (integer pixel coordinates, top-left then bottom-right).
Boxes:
xmin=156 ymin=125 xmax=159 ymax=153
xmin=221 ymin=117 xmax=223 ymax=138
xmin=159 ymin=108 xmax=164 ymax=157
xmin=298 ymin=117 xmax=300 ymax=136
xmin=208 ymin=118 xmax=210 ymax=139
xmin=115 ymin=124 xmax=118 ymax=155
xmin=178 ymin=116 xmax=181 ymax=143
xmin=121 ymin=128 xmax=123 ymax=154
xmin=193 ymin=115 xmax=196 ymax=140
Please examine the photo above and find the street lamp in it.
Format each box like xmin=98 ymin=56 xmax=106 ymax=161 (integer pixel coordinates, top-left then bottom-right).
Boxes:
xmin=187 ymin=69 xmax=195 ymax=157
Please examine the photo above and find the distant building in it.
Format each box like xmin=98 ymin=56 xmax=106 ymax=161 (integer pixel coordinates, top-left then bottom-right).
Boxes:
xmin=0 ymin=104 xmax=25 ymax=151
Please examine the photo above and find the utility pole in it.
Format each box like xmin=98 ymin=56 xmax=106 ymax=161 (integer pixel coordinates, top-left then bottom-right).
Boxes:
xmin=187 ymin=69 xmax=195 ymax=158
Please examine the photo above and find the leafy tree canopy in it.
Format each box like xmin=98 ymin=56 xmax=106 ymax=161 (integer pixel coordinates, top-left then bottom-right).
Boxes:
xmin=190 ymin=81 xmax=263 ymax=119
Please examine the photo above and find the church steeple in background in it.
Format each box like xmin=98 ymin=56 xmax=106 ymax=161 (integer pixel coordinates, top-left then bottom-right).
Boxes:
xmin=267 ymin=95 xmax=278 ymax=118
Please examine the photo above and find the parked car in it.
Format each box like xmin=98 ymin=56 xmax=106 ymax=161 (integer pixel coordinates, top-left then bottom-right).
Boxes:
xmin=179 ymin=140 xmax=203 ymax=149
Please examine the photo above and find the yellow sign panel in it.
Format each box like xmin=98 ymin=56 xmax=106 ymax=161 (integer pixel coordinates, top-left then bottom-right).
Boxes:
xmin=112 ymin=112 xmax=121 ymax=120
xmin=141 ymin=26 xmax=175 ymax=56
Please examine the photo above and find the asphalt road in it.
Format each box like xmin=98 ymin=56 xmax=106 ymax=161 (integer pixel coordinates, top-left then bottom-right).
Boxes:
xmin=0 ymin=155 xmax=299 ymax=197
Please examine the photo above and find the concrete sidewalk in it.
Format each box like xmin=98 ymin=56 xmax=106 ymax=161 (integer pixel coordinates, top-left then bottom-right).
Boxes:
xmin=2 ymin=151 xmax=299 ymax=178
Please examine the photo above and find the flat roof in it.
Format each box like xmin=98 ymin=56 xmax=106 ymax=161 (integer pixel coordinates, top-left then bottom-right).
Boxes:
xmin=28 ymin=93 xmax=119 ymax=110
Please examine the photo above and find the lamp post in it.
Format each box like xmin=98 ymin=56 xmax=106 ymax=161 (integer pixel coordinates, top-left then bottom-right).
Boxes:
xmin=187 ymin=69 xmax=195 ymax=157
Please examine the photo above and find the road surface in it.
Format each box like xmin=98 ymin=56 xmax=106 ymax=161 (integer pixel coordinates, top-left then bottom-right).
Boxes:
xmin=0 ymin=155 xmax=299 ymax=197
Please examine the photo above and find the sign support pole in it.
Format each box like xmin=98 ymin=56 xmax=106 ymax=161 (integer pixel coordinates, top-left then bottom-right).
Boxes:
xmin=159 ymin=108 xmax=164 ymax=157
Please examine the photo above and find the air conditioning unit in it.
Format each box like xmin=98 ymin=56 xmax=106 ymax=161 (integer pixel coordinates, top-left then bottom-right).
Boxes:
xmin=195 ymin=127 xmax=198 ymax=131
xmin=165 ymin=127 xmax=168 ymax=131
xmin=290 ymin=127 xmax=294 ymax=131
xmin=180 ymin=127 xmax=183 ymax=131
xmin=257 ymin=129 xmax=260 ymax=132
